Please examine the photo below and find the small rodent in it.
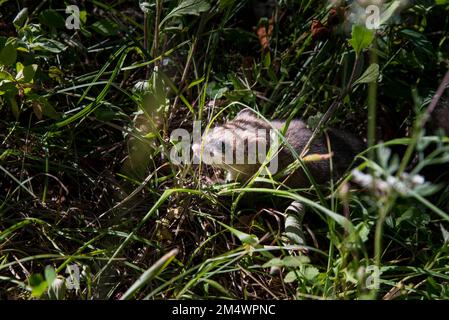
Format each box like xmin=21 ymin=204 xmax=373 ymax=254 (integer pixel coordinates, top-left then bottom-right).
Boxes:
xmin=192 ymin=110 xmax=365 ymax=188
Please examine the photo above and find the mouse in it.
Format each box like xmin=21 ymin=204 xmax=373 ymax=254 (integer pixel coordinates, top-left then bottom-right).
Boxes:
xmin=192 ymin=109 xmax=365 ymax=188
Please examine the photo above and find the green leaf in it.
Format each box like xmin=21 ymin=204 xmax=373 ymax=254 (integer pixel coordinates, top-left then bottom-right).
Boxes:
xmin=348 ymin=25 xmax=374 ymax=56
xmin=161 ymin=0 xmax=210 ymax=26
xmin=282 ymin=256 xmax=310 ymax=267
xmin=187 ymin=76 xmax=205 ymax=89
xmin=40 ymin=101 xmax=60 ymax=119
xmin=263 ymin=52 xmax=271 ymax=68
xmin=356 ymin=222 xmax=371 ymax=243
xmin=32 ymin=39 xmax=67 ymax=53
xmin=39 ymin=9 xmax=65 ymax=28
xmin=16 ymin=63 xmax=37 ymax=83
xmin=284 ymin=267 xmax=319 ymax=283
xmin=219 ymin=0 xmax=235 ymax=10
xmin=48 ymin=66 xmax=64 ymax=82
xmin=44 ymin=265 xmax=56 ymax=285
xmin=0 ymin=71 xmax=13 ymax=81
xmin=263 ymin=256 xmax=310 ymax=268
xmin=400 ymin=29 xmax=434 ymax=59
xmin=262 ymin=258 xmax=283 ymax=268
xmin=304 ymin=266 xmax=319 ymax=281
xmin=94 ymin=106 xmax=118 ymax=122
xmin=23 ymin=64 xmax=37 ymax=82
xmin=16 ymin=61 xmax=24 ymax=74
xmin=284 ymin=271 xmax=297 ymax=283
xmin=0 ymin=43 xmax=17 ymax=66
xmin=79 ymin=11 xmax=87 ymax=24
xmin=353 ymin=63 xmax=379 ymax=86
xmin=395 ymin=209 xmax=414 ymax=227
xmin=0 ymin=80 xmax=17 ymax=95
xmin=91 ymin=19 xmax=119 ymax=36
xmin=13 ymin=7 xmax=28 ymax=29
xmin=28 ymin=274 xmax=48 ymax=297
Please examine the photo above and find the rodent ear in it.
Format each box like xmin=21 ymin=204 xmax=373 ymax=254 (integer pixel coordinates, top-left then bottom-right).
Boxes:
xmin=235 ymin=109 xmax=256 ymax=119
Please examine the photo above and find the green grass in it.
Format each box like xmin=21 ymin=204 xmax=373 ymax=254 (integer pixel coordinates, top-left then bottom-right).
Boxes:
xmin=1 ymin=0 xmax=449 ymax=300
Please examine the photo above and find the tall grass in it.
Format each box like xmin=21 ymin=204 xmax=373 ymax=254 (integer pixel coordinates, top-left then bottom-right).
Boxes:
xmin=0 ymin=0 xmax=449 ymax=300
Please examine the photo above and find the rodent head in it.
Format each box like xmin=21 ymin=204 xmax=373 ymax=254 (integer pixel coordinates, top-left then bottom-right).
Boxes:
xmin=192 ymin=125 xmax=236 ymax=169
xmin=192 ymin=110 xmax=274 ymax=181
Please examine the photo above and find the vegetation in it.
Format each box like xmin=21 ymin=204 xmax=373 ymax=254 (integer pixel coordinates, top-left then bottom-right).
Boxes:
xmin=1 ymin=0 xmax=449 ymax=300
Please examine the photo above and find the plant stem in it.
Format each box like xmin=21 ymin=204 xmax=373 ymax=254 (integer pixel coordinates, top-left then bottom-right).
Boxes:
xmin=152 ymin=0 xmax=162 ymax=69
xmin=144 ymin=11 xmax=150 ymax=79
